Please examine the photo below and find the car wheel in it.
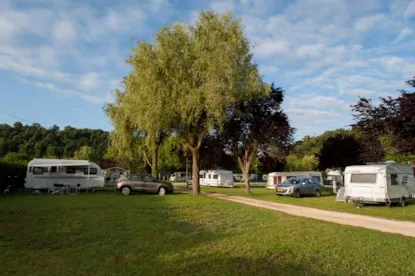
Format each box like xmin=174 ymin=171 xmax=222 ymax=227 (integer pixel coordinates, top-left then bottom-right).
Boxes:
xmin=315 ymin=190 xmax=321 ymax=198
xmin=159 ymin=187 xmax=167 ymax=196
xmin=121 ymin=186 xmax=131 ymax=196
xmin=293 ymin=190 xmax=301 ymax=198
xmin=400 ymin=198 xmax=406 ymax=207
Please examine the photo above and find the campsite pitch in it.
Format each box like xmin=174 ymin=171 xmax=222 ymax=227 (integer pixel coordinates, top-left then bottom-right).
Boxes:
xmin=1 ymin=192 xmax=415 ymax=275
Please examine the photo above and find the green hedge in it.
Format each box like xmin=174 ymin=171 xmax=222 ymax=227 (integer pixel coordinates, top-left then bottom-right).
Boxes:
xmin=0 ymin=160 xmax=27 ymax=190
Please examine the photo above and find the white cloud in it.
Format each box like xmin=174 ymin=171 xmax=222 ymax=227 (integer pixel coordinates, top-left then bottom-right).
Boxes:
xmin=354 ymin=14 xmax=386 ymax=32
xmin=259 ymin=65 xmax=279 ymax=75
xmin=404 ymin=1 xmax=415 ymax=18
xmin=0 ymin=17 xmax=14 ymax=40
xmin=211 ymin=0 xmax=235 ymax=13
xmin=296 ymin=44 xmax=325 ymax=59
xmin=395 ymin=27 xmax=413 ymax=42
xmin=78 ymin=72 xmax=101 ymax=91
xmin=52 ymin=20 xmax=76 ymax=43
xmin=375 ymin=56 xmax=415 ymax=79
xmin=340 ymin=88 xmax=375 ymax=96
xmin=254 ymin=40 xmax=289 ymax=57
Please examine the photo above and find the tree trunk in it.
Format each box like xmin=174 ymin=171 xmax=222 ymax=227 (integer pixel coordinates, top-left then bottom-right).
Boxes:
xmin=243 ymin=170 xmax=250 ymax=195
xmin=186 ymin=159 xmax=189 ymax=189
xmin=191 ymin=149 xmax=200 ymax=195
xmin=152 ymin=146 xmax=158 ymax=179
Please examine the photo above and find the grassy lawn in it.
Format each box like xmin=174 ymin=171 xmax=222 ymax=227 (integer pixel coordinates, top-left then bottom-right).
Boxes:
xmin=1 ymin=192 xmax=415 ymax=275
xmin=174 ymin=184 xmax=415 ymax=222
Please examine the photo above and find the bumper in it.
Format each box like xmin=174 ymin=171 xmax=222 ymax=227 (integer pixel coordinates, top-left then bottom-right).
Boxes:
xmin=275 ymin=188 xmax=293 ymax=196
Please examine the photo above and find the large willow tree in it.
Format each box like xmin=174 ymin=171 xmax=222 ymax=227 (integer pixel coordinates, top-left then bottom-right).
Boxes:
xmin=111 ymin=10 xmax=264 ymax=195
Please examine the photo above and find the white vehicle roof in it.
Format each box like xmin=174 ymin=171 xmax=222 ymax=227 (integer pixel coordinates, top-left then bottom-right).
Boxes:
xmin=200 ymin=169 xmax=233 ymax=174
xmin=28 ymin=159 xmax=95 ymax=167
xmin=345 ymin=164 xmax=413 ymax=174
xmin=267 ymin=171 xmax=322 ymax=177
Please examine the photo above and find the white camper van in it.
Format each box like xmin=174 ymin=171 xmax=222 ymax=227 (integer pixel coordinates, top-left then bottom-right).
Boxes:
xmin=267 ymin=171 xmax=323 ymax=189
xmin=344 ymin=161 xmax=415 ymax=206
xmin=200 ymin=170 xmax=234 ymax=187
xmin=25 ymin=159 xmax=105 ymax=190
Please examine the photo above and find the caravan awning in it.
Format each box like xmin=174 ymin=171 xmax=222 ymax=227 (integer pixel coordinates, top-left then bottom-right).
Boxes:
xmin=29 ymin=159 xmax=91 ymax=167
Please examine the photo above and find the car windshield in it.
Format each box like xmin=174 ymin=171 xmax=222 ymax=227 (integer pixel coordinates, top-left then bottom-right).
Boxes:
xmin=282 ymin=177 xmax=303 ymax=185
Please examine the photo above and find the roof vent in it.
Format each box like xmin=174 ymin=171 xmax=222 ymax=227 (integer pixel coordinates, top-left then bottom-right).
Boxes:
xmin=384 ymin=160 xmax=397 ymax=164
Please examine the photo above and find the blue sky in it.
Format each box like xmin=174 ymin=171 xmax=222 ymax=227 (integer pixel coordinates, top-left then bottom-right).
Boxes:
xmin=0 ymin=0 xmax=414 ymax=139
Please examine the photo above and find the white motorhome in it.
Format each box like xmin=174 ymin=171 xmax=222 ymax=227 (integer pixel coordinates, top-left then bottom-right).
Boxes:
xmin=200 ymin=170 xmax=234 ymax=187
xmin=169 ymin=171 xmax=191 ymax=182
xmin=25 ymin=159 xmax=105 ymax=190
xmin=344 ymin=161 xmax=415 ymax=206
xmin=266 ymin=171 xmax=323 ymax=189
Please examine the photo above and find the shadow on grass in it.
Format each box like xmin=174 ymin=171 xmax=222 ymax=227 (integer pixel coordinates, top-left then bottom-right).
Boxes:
xmin=0 ymin=193 xmax=323 ymax=276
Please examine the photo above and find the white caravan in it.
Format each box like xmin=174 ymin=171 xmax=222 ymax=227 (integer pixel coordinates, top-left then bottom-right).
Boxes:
xmin=169 ymin=171 xmax=191 ymax=182
xmin=266 ymin=171 xmax=323 ymax=189
xmin=200 ymin=170 xmax=234 ymax=187
xmin=344 ymin=161 xmax=415 ymax=206
xmin=25 ymin=159 xmax=105 ymax=190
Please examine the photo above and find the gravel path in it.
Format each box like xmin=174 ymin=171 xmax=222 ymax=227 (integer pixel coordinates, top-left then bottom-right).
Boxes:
xmin=205 ymin=193 xmax=415 ymax=237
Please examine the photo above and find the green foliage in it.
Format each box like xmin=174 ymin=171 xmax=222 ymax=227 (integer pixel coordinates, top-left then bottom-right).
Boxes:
xmin=0 ymin=123 xmax=109 ymax=163
xmin=73 ymin=146 xmax=96 ymax=161
xmin=157 ymin=136 xmax=182 ymax=172
xmin=2 ymin=152 xmax=29 ymax=163
xmin=285 ymin=154 xmax=318 ymax=171
xmin=110 ymin=10 xmax=264 ymax=193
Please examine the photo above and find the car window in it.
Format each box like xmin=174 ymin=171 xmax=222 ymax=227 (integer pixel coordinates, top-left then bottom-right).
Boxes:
xmin=143 ymin=175 xmax=153 ymax=181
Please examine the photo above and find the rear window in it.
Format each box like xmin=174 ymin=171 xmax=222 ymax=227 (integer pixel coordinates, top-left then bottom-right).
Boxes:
xmin=213 ymin=175 xmax=218 ymax=179
xmin=350 ymin=174 xmax=376 ymax=183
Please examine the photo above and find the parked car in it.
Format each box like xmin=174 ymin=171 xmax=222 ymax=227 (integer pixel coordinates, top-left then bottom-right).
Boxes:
xmin=275 ymin=177 xmax=321 ymax=198
xmin=116 ymin=174 xmax=174 ymax=196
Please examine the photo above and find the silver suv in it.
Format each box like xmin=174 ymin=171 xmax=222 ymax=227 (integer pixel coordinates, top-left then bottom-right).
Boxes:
xmin=116 ymin=174 xmax=174 ymax=196
xmin=275 ymin=177 xmax=321 ymax=198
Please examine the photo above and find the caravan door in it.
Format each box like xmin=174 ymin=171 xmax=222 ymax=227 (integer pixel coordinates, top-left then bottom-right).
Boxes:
xmin=388 ymin=174 xmax=403 ymax=200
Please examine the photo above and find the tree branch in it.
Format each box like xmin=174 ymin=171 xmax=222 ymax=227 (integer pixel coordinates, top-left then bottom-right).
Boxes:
xmin=143 ymin=151 xmax=152 ymax=169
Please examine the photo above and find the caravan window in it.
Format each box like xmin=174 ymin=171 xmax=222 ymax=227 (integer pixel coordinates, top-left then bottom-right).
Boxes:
xmin=51 ymin=166 xmax=57 ymax=173
xmin=29 ymin=167 xmax=32 ymax=173
xmin=199 ymin=174 xmax=204 ymax=179
xmin=84 ymin=168 xmax=97 ymax=175
xmin=213 ymin=174 xmax=218 ymax=179
xmin=350 ymin=174 xmax=376 ymax=183
xmin=33 ymin=167 xmax=44 ymax=175
xmin=390 ymin=174 xmax=399 ymax=186
xmin=66 ymin=167 xmax=76 ymax=174
xmin=208 ymin=174 xmax=211 ymax=179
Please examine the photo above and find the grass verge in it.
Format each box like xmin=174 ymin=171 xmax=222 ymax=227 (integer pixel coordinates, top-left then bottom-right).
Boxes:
xmin=0 ymin=192 xmax=414 ymax=275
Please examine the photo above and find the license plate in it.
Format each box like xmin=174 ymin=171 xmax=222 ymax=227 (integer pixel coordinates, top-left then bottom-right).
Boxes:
xmin=277 ymin=189 xmax=284 ymax=193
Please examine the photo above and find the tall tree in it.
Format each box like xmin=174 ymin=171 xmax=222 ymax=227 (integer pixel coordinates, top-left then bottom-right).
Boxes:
xmin=222 ymin=84 xmax=293 ymax=194
xmin=318 ymin=134 xmax=361 ymax=176
xmin=111 ymin=10 xmax=263 ymax=195
xmin=351 ymin=77 xmax=415 ymax=161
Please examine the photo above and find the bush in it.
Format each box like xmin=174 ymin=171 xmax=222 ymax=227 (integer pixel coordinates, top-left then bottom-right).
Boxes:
xmin=0 ymin=160 xmax=27 ymax=191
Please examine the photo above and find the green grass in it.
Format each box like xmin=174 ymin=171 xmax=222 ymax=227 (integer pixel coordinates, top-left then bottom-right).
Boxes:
xmin=188 ymin=185 xmax=415 ymax=222
xmin=1 ymin=192 xmax=415 ymax=275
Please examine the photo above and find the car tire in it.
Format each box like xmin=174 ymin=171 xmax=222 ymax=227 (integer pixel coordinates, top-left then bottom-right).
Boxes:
xmin=293 ymin=190 xmax=301 ymax=198
xmin=400 ymin=198 xmax=406 ymax=207
xmin=121 ymin=186 xmax=131 ymax=196
xmin=315 ymin=190 xmax=321 ymax=198
xmin=159 ymin=187 xmax=167 ymax=196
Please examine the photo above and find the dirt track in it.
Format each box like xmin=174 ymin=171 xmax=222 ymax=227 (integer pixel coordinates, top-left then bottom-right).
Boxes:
xmin=205 ymin=193 xmax=415 ymax=238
